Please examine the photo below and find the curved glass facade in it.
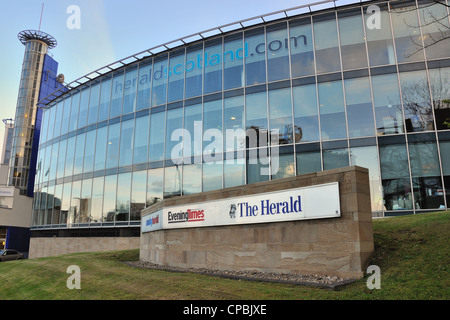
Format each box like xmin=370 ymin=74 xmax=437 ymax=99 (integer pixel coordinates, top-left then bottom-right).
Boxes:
xmin=32 ymin=0 xmax=450 ymax=231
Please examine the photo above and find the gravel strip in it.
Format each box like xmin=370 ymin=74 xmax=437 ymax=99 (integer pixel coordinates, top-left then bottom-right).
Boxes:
xmin=125 ymin=260 xmax=355 ymax=289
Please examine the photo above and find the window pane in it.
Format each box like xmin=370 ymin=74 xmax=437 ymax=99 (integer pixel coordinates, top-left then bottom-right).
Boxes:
xmin=147 ymin=168 xmax=163 ymax=206
xmin=204 ymin=39 xmax=222 ymax=94
xmin=429 ymin=67 xmax=450 ymax=130
xmin=48 ymin=143 xmax=58 ymax=181
xmin=203 ymin=100 xmax=222 ymax=155
xmin=69 ymin=92 xmax=80 ymax=132
xmin=94 ymin=126 xmax=107 ymax=171
xmin=90 ymin=176 xmax=104 ymax=223
xmin=52 ymin=184 xmax=62 ymax=224
xmin=350 ymin=145 xmax=383 ymax=212
xmin=183 ymin=103 xmax=202 ymax=157
xmin=318 ymin=80 xmax=347 ymax=140
xmin=293 ymin=84 xmax=319 ymax=142
xmin=165 ymin=108 xmax=184 ymax=161
xmin=267 ymin=22 xmax=290 ymax=82
xmin=69 ymin=180 xmax=81 ymax=225
xmin=133 ymin=115 xmax=149 ymax=164
xmin=164 ymin=166 xmax=181 ymax=198
xmin=289 ymin=18 xmax=314 ymax=77
xmin=116 ymin=173 xmax=131 ymax=221
xmin=88 ymin=81 xmax=100 ymax=125
xmin=223 ymin=33 xmax=244 ymax=90
xmin=98 ymin=77 xmax=112 ymax=122
xmin=149 ymin=111 xmax=166 ymax=162
xmin=83 ymin=130 xmax=96 ymax=173
xmin=344 ymin=77 xmax=375 ymax=138
xmin=272 ymin=152 xmax=295 ymax=180
xmin=379 ymin=143 xmax=413 ymax=210
xmin=224 ymin=95 xmax=245 ymax=152
xmin=61 ymin=98 xmax=71 ymax=135
xmin=106 ymin=122 xmax=120 ymax=169
xmin=73 ymin=133 xmax=86 ymax=175
xmin=152 ymin=55 xmax=168 ymax=106
xmin=247 ymin=148 xmax=269 ymax=184
xmin=122 ymin=66 xmax=138 ymax=114
xmin=269 ymin=88 xmax=293 ymax=144
xmin=245 ymin=28 xmax=266 ymax=85
xmin=418 ymin=2 xmax=450 ymax=60
xmin=203 ymin=161 xmax=222 ymax=192
xmin=364 ymin=3 xmax=395 ymax=66
xmin=168 ymin=50 xmax=185 ymax=102
xmin=56 ymin=139 xmax=67 ymax=179
xmin=119 ymin=119 xmax=134 ymax=167
xmin=110 ymin=71 xmax=124 ymax=118
xmin=131 ymin=170 xmax=146 ymax=221
xmin=136 ymin=60 xmax=152 ymax=110
xmin=64 ymin=136 xmax=76 ymax=177
xmin=313 ymin=14 xmax=341 ymax=74
xmin=296 ymin=150 xmax=321 ymax=175
xmin=78 ymin=87 xmax=90 ymax=128
xmin=246 ymin=91 xmax=268 ymax=148
xmin=338 ymin=10 xmax=368 ymax=70
xmin=224 ymin=157 xmax=245 ymax=188
xmin=60 ymin=182 xmax=71 ymax=224
xmin=400 ymin=70 xmax=434 ymax=132
xmin=185 ymin=44 xmax=203 ymax=98
xmin=323 ymin=148 xmax=349 ymax=170
xmin=439 ymin=141 xmax=450 ymax=207
xmin=80 ymin=179 xmax=92 ymax=223
xmin=103 ymin=175 xmax=117 ymax=222
xmin=182 ymin=163 xmax=202 ymax=195
xmin=391 ymin=3 xmax=424 ymax=63
xmin=372 ymin=74 xmax=404 ymax=135
xmin=53 ymin=101 xmax=64 ymax=138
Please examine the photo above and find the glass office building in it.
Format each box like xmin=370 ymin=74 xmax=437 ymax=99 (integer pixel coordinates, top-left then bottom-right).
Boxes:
xmin=31 ymin=0 xmax=450 ymax=237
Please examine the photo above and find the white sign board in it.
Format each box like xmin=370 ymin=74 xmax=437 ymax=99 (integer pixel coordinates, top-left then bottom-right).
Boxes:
xmin=141 ymin=182 xmax=340 ymax=233
xmin=0 ymin=186 xmax=14 ymax=209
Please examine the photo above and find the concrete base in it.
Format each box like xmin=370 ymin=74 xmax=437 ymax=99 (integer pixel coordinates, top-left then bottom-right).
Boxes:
xmin=140 ymin=166 xmax=374 ymax=280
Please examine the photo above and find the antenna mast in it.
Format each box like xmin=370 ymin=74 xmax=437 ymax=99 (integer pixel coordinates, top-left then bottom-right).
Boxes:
xmin=38 ymin=3 xmax=44 ymax=31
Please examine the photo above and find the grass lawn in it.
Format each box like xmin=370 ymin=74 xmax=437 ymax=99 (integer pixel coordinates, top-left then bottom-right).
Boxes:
xmin=0 ymin=211 xmax=448 ymax=300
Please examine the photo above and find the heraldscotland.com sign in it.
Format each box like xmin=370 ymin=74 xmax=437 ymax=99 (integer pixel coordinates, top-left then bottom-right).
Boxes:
xmin=141 ymin=182 xmax=340 ymax=233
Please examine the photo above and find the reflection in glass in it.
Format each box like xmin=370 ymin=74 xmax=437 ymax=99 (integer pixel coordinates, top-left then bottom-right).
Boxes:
xmin=152 ymin=55 xmax=168 ymax=106
xmin=164 ymin=165 xmax=182 ymax=198
xmin=110 ymin=71 xmax=124 ymax=118
xmin=94 ymin=126 xmax=107 ymax=171
xmin=293 ymin=84 xmax=319 ymax=142
xmin=245 ymin=28 xmax=266 ymax=85
xmin=116 ymin=173 xmax=131 ymax=221
xmin=80 ymin=179 xmax=92 ymax=223
xmin=185 ymin=44 xmax=203 ymax=98
xmin=266 ymin=22 xmax=290 ymax=82
xmin=313 ymin=14 xmax=341 ymax=73
xmin=203 ymin=161 xmax=222 ymax=192
xmin=372 ymin=74 xmax=404 ymax=135
xmin=246 ymin=92 xmax=268 ymax=148
xmin=78 ymin=87 xmax=90 ymax=129
xmin=52 ymin=184 xmax=62 ymax=224
xmin=88 ymin=81 xmax=100 ymax=125
xmin=131 ymin=171 xmax=147 ymax=220
xmin=350 ymin=146 xmax=383 ymax=212
xmin=122 ymin=66 xmax=138 ymax=114
xmin=106 ymin=122 xmax=120 ymax=169
xmin=91 ymin=177 xmax=104 ymax=223
xmin=69 ymin=92 xmax=80 ymax=132
xmin=418 ymin=2 xmax=450 ymax=60
xmin=344 ymin=77 xmax=375 ymax=138
xmin=64 ymin=136 xmax=76 ymax=177
xmin=98 ymin=76 xmax=112 ymax=122
xmin=439 ymin=141 xmax=450 ymax=207
xmin=224 ymin=33 xmax=244 ymax=90
xmin=73 ymin=133 xmax=86 ymax=175
xmin=272 ymin=153 xmax=295 ymax=180
xmin=247 ymin=148 xmax=269 ymax=184
xmin=147 ymin=168 xmax=163 ymax=206
xmin=269 ymin=88 xmax=294 ymax=144
xmin=83 ymin=130 xmax=96 ymax=173
xmin=338 ymin=10 xmax=367 ymax=70
xmin=168 ymin=50 xmax=185 ymax=102
xmin=379 ymin=143 xmax=412 ymax=210
xmin=69 ymin=180 xmax=81 ymax=225
xmin=56 ymin=139 xmax=67 ymax=179
xmin=400 ymin=70 xmax=434 ymax=132
xmin=429 ymin=67 xmax=450 ymax=130
xmin=60 ymin=182 xmax=71 ymax=224
xmin=289 ymin=18 xmax=314 ymax=77
xmin=409 ymin=141 xmax=444 ymax=209
xmin=296 ymin=151 xmax=321 ymax=175
xmin=364 ymin=3 xmax=395 ymax=66
xmin=118 ymin=119 xmax=134 ymax=167
xmin=136 ymin=60 xmax=152 ymax=110
xmin=165 ymin=108 xmax=184 ymax=161
xmin=133 ymin=115 xmax=149 ymax=164
xmin=224 ymin=95 xmax=245 ymax=152
xmin=318 ymin=81 xmax=347 ymax=140
xmin=323 ymin=148 xmax=349 ymax=170
xmin=149 ymin=111 xmax=166 ymax=162
xmin=183 ymin=103 xmax=202 ymax=157
xmin=391 ymin=4 xmax=424 ymax=63
xmin=182 ymin=164 xmax=202 ymax=195
xmin=204 ymin=39 xmax=222 ymax=94
xmin=61 ymin=99 xmax=71 ymax=135
xmin=103 ymin=175 xmax=117 ymax=222
xmin=224 ymin=157 xmax=245 ymax=188
xmin=203 ymin=100 xmax=223 ymax=155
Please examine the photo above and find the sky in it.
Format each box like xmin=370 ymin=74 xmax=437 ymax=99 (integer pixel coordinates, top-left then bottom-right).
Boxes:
xmin=0 ymin=0 xmax=361 ymax=156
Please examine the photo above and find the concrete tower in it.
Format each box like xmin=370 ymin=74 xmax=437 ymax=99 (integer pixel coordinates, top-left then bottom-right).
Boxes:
xmin=9 ymin=30 xmax=57 ymax=194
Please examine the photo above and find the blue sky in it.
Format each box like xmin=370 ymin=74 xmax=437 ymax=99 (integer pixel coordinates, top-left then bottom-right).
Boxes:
xmin=0 ymin=0 xmax=359 ymax=154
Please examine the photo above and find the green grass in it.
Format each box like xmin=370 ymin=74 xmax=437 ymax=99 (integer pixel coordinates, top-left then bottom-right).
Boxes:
xmin=0 ymin=211 xmax=449 ymax=300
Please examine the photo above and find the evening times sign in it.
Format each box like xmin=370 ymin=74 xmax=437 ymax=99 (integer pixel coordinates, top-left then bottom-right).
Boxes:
xmin=141 ymin=182 xmax=340 ymax=233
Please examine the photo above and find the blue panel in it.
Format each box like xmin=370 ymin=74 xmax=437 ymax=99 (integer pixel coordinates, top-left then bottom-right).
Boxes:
xmin=5 ymin=227 xmax=30 ymax=257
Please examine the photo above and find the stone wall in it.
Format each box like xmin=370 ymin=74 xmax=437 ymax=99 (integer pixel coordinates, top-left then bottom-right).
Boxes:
xmin=140 ymin=166 xmax=374 ymax=279
xmin=29 ymin=236 xmax=140 ymax=259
